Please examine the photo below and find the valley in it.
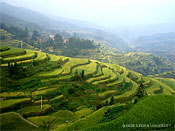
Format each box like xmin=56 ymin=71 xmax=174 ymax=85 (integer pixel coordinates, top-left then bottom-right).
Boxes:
xmin=0 ymin=1 xmax=175 ymax=131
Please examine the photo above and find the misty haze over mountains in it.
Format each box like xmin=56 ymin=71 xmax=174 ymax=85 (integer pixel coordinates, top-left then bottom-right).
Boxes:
xmin=0 ymin=2 xmax=174 ymax=52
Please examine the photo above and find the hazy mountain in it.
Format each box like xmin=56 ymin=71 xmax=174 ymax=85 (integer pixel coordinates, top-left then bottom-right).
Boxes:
xmin=0 ymin=2 xmax=131 ymax=51
xmin=0 ymin=2 xmax=81 ymax=31
xmin=111 ymin=24 xmax=175 ymax=42
xmin=0 ymin=13 xmax=43 ymax=33
xmin=134 ymin=32 xmax=175 ymax=52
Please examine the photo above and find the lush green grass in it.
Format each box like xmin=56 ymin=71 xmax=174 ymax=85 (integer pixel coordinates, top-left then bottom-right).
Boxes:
xmin=75 ymin=108 xmax=93 ymax=119
xmin=113 ymin=80 xmax=138 ymax=102
xmin=87 ymin=68 xmax=111 ymax=84
xmin=107 ymin=63 xmax=121 ymax=72
xmin=50 ymin=110 xmax=76 ymax=128
xmin=33 ymin=99 xmax=48 ymax=105
xmin=87 ymin=95 xmax=175 ymax=130
xmin=34 ymin=51 xmax=48 ymax=62
xmin=93 ymin=68 xmax=117 ymax=85
xmin=17 ymin=104 xmax=52 ymax=116
xmin=61 ymin=58 xmax=89 ymax=75
xmin=48 ymin=54 xmax=67 ymax=61
xmin=146 ymin=80 xmax=162 ymax=95
xmin=155 ymin=78 xmax=175 ymax=90
xmin=94 ymin=65 xmax=103 ymax=77
xmin=0 ymin=98 xmax=31 ymax=110
xmin=3 ymin=50 xmax=36 ymax=63
xmin=0 ymin=91 xmax=25 ymax=98
xmin=61 ymin=106 xmax=114 ymax=130
xmin=50 ymin=95 xmax=64 ymax=102
xmin=72 ymin=61 xmax=97 ymax=76
xmin=107 ymin=72 xmax=123 ymax=87
xmin=146 ymin=78 xmax=175 ymax=95
xmin=32 ymin=88 xmax=58 ymax=96
xmin=38 ymin=68 xmax=63 ymax=77
xmin=98 ymin=90 xmax=117 ymax=100
xmin=0 ymin=112 xmax=39 ymax=130
xmin=27 ymin=116 xmax=56 ymax=126
xmin=0 ymin=47 xmax=26 ymax=58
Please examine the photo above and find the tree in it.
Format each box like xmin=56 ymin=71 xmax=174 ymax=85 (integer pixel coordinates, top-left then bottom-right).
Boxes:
xmin=54 ymin=33 xmax=63 ymax=48
xmin=109 ymin=96 xmax=114 ymax=105
xmin=105 ymin=100 xmax=109 ymax=106
xmin=81 ymin=70 xmax=85 ymax=79
xmin=73 ymin=70 xmax=79 ymax=81
xmin=136 ymin=82 xmax=145 ymax=98
xmin=31 ymin=30 xmax=40 ymax=41
xmin=14 ymin=61 xmax=17 ymax=69
xmin=24 ymin=27 xmax=29 ymax=38
xmin=8 ymin=62 xmax=10 ymax=69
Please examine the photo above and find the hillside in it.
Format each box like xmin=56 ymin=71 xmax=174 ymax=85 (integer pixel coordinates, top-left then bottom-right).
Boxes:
xmin=134 ymin=32 xmax=175 ymax=52
xmin=0 ymin=46 xmax=175 ymax=130
xmin=1 ymin=27 xmax=174 ymax=76
xmin=86 ymin=95 xmax=175 ymax=130
xmin=134 ymin=32 xmax=175 ymax=61
xmin=0 ymin=2 xmax=131 ymax=51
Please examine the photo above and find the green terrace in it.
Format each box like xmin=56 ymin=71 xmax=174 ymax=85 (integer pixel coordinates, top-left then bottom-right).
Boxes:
xmin=0 ymin=46 xmax=175 ymax=130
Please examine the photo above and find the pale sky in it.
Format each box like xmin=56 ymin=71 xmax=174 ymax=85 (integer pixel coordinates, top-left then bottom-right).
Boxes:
xmin=1 ymin=0 xmax=174 ymax=27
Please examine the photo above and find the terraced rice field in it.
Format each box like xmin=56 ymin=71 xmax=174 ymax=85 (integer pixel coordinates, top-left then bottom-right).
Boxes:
xmin=61 ymin=58 xmax=89 ymax=75
xmin=17 ymin=104 xmax=52 ymax=116
xmin=113 ymin=80 xmax=138 ymax=101
xmin=1 ymin=47 xmax=175 ymax=130
xmin=32 ymin=88 xmax=58 ymax=96
xmin=94 ymin=69 xmax=117 ymax=85
xmin=3 ymin=50 xmax=36 ymax=63
xmin=38 ymin=68 xmax=63 ymax=77
xmin=72 ymin=61 xmax=97 ymax=76
xmin=107 ymin=72 xmax=123 ymax=87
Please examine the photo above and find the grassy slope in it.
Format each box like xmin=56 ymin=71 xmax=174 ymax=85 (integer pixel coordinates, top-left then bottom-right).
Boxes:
xmin=0 ymin=47 xmax=175 ymax=130
xmin=72 ymin=61 xmax=97 ymax=76
xmin=0 ymin=112 xmax=40 ymax=130
xmin=87 ymin=95 xmax=175 ymax=130
xmin=17 ymin=104 xmax=51 ymax=115
xmin=0 ymin=98 xmax=31 ymax=109
xmin=59 ymin=105 xmax=114 ymax=130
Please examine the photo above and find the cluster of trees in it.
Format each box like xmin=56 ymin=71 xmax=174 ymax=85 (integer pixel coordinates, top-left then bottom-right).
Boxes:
xmin=72 ymin=69 xmax=85 ymax=81
xmin=7 ymin=61 xmax=26 ymax=79
xmin=0 ymin=23 xmax=29 ymax=40
xmin=1 ymin=23 xmax=96 ymax=57
xmin=134 ymin=83 xmax=145 ymax=103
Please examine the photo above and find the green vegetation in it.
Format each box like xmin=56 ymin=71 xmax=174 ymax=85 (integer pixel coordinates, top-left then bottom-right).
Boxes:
xmin=0 ymin=91 xmax=25 ymax=98
xmin=61 ymin=106 xmax=113 ymax=130
xmin=0 ymin=47 xmax=26 ymax=58
xmin=0 ymin=98 xmax=31 ymax=112
xmin=27 ymin=116 xmax=56 ymax=126
xmin=75 ymin=108 xmax=93 ymax=119
xmin=17 ymin=104 xmax=52 ymax=117
xmin=50 ymin=110 xmax=76 ymax=128
xmin=3 ymin=50 xmax=36 ymax=63
xmin=0 ymin=112 xmax=39 ymax=130
xmin=0 ymin=46 xmax=174 ymax=130
xmin=87 ymin=95 xmax=175 ymax=130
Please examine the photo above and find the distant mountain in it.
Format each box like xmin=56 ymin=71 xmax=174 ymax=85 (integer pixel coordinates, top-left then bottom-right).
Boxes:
xmin=0 ymin=2 xmax=131 ymax=51
xmin=112 ymin=23 xmax=175 ymax=42
xmin=134 ymin=32 xmax=175 ymax=52
xmin=0 ymin=13 xmax=43 ymax=33
xmin=0 ymin=2 xmax=80 ymax=31
xmin=133 ymin=32 xmax=175 ymax=61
